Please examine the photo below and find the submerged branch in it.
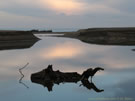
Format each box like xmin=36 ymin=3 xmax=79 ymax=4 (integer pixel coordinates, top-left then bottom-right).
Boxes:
xmin=19 ymin=63 xmax=29 ymax=89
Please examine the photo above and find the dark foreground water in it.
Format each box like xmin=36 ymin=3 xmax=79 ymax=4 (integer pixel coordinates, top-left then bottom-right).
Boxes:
xmin=0 ymin=34 xmax=135 ymax=101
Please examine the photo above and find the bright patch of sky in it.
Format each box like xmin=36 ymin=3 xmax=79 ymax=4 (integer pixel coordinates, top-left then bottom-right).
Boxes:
xmin=0 ymin=0 xmax=135 ymax=30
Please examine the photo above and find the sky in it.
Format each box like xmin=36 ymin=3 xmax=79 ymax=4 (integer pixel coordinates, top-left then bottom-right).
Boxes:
xmin=0 ymin=0 xmax=135 ymax=30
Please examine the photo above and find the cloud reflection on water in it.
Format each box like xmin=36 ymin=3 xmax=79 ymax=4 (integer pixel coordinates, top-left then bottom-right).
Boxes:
xmin=0 ymin=36 xmax=135 ymax=100
xmin=0 ymin=37 xmax=135 ymax=78
xmin=40 ymin=42 xmax=83 ymax=59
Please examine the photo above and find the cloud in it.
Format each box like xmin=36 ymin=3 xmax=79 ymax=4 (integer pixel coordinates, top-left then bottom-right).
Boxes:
xmin=112 ymin=78 xmax=135 ymax=99
xmin=0 ymin=0 xmax=135 ymax=29
xmin=0 ymin=11 xmax=45 ymax=29
xmin=39 ymin=0 xmax=85 ymax=15
xmin=0 ymin=0 xmax=122 ymax=16
xmin=37 ymin=0 xmax=121 ymax=15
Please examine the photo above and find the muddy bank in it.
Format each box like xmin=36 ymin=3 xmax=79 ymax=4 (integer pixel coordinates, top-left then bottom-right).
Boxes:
xmin=0 ymin=31 xmax=39 ymax=41
xmin=0 ymin=40 xmax=38 ymax=50
xmin=63 ymin=27 xmax=135 ymax=45
xmin=0 ymin=31 xmax=39 ymax=50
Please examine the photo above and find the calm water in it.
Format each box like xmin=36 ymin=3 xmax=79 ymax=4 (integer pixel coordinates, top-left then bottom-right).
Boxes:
xmin=0 ymin=34 xmax=135 ymax=101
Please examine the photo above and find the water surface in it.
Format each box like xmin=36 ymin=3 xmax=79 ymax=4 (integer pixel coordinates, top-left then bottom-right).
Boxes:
xmin=0 ymin=34 xmax=135 ymax=101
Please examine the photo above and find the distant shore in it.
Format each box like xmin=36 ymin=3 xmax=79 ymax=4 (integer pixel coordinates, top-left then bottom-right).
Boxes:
xmin=1 ymin=27 xmax=135 ymax=45
xmin=61 ymin=27 xmax=135 ymax=45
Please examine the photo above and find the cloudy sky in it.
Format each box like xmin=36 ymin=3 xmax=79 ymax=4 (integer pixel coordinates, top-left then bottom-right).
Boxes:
xmin=0 ymin=0 xmax=135 ymax=30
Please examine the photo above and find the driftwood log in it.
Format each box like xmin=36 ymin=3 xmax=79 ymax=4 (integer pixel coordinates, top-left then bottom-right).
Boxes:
xmin=31 ymin=65 xmax=104 ymax=92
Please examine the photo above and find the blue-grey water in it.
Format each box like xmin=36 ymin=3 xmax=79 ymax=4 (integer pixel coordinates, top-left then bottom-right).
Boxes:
xmin=0 ymin=34 xmax=135 ymax=101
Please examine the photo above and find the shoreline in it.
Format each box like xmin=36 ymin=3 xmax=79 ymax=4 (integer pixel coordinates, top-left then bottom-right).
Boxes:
xmin=1 ymin=27 xmax=135 ymax=45
xmin=60 ymin=27 xmax=135 ymax=46
xmin=0 ymin=31 xmax=39 ymax=41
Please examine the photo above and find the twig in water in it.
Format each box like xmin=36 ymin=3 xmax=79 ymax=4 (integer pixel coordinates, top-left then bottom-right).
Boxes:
xmin=19 ymin=63 xmax=29 ymax=89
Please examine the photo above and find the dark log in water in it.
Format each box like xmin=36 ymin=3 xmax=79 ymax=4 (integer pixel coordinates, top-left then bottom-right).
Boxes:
xmin=31 ymin=65 xmax=104 ymax=92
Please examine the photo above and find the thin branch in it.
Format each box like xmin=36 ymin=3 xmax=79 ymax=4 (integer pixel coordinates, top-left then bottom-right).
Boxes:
xmin=19 ymin=63 xmax=29 ymax=89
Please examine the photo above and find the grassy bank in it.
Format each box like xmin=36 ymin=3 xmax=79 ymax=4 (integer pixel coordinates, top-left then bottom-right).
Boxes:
xmin=0 ymin=31 xmax=39 ymax=41
xmin=63 ymin=27 xmax=135 ymax=45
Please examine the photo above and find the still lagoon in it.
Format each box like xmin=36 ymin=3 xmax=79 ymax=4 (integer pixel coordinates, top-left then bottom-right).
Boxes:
xmin=0 ymin=34 xmax=135 ymax=101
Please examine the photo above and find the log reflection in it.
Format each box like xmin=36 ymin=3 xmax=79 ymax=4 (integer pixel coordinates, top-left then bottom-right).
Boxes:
xmin=31 ymin=65 xmax=104 ymax=92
